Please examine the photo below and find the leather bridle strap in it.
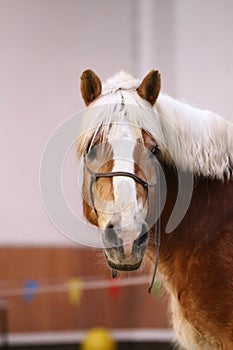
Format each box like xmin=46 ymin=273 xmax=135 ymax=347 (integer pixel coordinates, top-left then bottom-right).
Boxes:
xmin=84 ymin=157 xmax=161 ymax=293
xmin=85 ymin=165 xmax=149 ymax=217
xmin=148 ymin=164 xmax=160 ymax=293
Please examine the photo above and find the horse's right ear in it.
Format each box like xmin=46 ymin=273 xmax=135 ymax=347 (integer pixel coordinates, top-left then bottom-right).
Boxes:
xmin=80 ymin=69 xmax=102 ymax=106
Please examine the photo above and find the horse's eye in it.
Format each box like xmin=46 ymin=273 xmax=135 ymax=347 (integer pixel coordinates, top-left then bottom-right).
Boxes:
xmin=151 ymin=145 xmax=160 ymax=156
xmin=87 ymin=146 xmax=97 ymax=160
xmin=85 ymin=139 xmax=98 ymax=160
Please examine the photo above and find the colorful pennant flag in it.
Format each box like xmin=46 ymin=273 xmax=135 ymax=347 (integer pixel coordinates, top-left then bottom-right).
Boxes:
xmin=151 ymin=280 xmax=163 ymax=298
xmin=68 ymin=278 xmax=83 ymax=304
xmin=23 ymin=280 xmax=40 ymax=303
xmin=108 ymin=281 xmax=120 ymax=298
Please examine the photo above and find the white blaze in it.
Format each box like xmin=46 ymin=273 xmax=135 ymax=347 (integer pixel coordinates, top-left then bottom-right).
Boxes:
xmin=108 ymin=121 xmax=144 ymax=249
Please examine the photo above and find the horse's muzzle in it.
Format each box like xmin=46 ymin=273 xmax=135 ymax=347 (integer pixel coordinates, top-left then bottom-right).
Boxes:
xmin=103 ymin=224 xmax=149 ymax=272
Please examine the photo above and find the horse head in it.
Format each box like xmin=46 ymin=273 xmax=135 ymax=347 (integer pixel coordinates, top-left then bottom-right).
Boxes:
xmin=78 ymin=69 xmax=161 ymax=274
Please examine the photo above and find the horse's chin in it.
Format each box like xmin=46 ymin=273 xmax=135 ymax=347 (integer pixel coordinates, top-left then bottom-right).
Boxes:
xmin=106 ymin=257 xmax=142 ymax=271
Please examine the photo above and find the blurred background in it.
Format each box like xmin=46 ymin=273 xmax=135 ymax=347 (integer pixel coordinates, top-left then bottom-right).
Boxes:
xmin=0 ymin=0 xmax=232 ymax=349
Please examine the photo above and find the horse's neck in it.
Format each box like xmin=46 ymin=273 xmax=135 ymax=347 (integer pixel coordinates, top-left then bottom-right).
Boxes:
xmin=147 ymin=164 xmax=233 ymax=285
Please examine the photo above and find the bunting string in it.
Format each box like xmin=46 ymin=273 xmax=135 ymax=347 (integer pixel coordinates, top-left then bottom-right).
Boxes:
xmin=0 ymin=276 xmax=154 ymax=299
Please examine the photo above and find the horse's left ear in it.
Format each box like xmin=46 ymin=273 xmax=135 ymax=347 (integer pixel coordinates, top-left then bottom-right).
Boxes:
xmin=137 ymin=70 xmax=161 ymax=106
xmin=80 ymin=69 xmax=102 ymax=105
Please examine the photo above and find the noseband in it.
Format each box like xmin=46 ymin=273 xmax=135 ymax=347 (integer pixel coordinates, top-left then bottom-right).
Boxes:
xmin=84 ymin=156 xmax=161 ymax=293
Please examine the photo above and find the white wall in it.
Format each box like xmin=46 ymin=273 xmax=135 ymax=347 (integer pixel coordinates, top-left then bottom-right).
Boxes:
xmin=134 ymin=0 xmax=233 ymax=117
xmin=174 ymin=0 xmax=233 ymax=118
xmin=0 ymin=0 xmax=134 ymax=246
xmin=0 ymin=0 xmax=232 ymax=245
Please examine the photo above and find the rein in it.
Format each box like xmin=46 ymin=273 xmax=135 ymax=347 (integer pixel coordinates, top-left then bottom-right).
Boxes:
xmin=84 ymin=156 xmax=161 ymax=293
xmin=148 ymin=167 xmax=160 ymax=293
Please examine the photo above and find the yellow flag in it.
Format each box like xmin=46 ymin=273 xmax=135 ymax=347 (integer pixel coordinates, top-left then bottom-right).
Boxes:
xmin=151 ymin=280 xmax=163 ymax=298
xmin=68 ymin=278 xmax=83 ymax=304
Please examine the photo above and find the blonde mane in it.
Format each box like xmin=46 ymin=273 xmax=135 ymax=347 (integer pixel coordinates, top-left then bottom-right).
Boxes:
xmin=77 ymin=71 xmax=233 ymax=179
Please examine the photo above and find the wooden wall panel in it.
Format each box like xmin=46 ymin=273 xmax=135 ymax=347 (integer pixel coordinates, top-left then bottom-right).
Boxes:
xmin=0 ymin=247 xmax=170 ymax=333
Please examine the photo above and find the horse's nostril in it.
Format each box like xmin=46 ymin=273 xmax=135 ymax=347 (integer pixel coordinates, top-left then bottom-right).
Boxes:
xmin=105 ymin=224 xmax=118 ymax=247
xmin=137 ymin=223 xmax=149 ymax=246
xmin=107 ymin=223 xmax=114 ymax=229
xmin=137 ymin=232 xmax=149 ymax=246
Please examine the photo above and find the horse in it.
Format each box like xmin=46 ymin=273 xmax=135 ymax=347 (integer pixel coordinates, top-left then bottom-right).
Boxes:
xmin=77 ymin=69 xmax=233 ymax=350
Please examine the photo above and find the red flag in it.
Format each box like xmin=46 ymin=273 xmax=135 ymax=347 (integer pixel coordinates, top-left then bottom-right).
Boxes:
xmin=108 ymin=283 xmax=120 ymax=298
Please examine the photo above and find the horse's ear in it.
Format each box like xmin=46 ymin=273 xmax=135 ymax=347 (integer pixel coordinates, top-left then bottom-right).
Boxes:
xmin=137 ymin=70 xmax=161 ymax=106
xmin=80 ymin=69 xmax=102 ymax=105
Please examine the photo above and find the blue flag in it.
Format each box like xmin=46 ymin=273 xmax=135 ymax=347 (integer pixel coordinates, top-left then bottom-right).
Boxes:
xmin=23 ymin=280 xmax=40 ymax=303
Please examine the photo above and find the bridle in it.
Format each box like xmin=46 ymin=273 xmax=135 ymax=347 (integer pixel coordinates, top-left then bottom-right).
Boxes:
xmin=84 ymin=154 xmax=161 ymax=293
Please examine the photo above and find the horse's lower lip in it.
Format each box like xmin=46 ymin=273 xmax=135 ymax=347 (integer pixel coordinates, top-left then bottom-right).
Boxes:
xmin=107 ymin=259 xmax=142 ymax=271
